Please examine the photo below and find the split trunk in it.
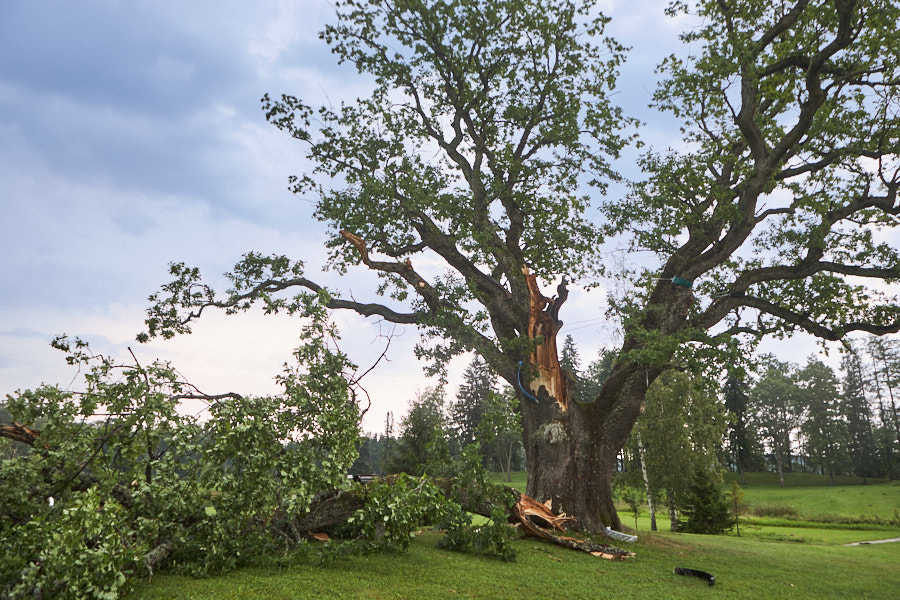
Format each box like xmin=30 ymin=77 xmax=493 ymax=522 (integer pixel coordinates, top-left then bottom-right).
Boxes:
xmin=511 ymin=274 xmax=694 ymax=533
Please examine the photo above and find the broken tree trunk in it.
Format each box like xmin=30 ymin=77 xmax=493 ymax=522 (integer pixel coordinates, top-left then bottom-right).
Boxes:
xmin=514 ymin=274 xmax=696 ymax=533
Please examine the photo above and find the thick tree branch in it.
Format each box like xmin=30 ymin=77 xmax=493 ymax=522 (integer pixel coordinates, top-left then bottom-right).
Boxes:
xmin=188 ymin=274 xmax=421 ymax=328
xmin=733 ymin=296 xmax=900 ymax=340
xmin=767 ymin=0 xmax=859 ymax=168
xmin=696 ymin=288 xmax=900 ymax=344
xmin=339 ymin=228 xmax=517 ymax=375
xmin=754 ymin=0 xmax=810 ymax=51
xmin=398 ymin=213 xmax=527 ymax=327
xmin=733 ymin=259 xmax=900 ymax=289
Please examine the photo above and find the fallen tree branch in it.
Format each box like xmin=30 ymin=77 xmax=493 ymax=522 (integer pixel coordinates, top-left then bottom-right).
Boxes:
xmin=274 ymin=477 xmax=634 ymax=560
xmin=0 ymin=422 xmax=40 ymax=446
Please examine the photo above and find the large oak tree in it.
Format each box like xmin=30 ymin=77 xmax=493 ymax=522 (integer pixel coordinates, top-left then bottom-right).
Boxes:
xmin=142 ymin=0 xmax=900 ymax=531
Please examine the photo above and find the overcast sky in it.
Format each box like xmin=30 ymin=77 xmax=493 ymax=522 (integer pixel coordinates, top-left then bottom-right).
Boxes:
xmin=0 ymin=1 xmax=859 ymax=432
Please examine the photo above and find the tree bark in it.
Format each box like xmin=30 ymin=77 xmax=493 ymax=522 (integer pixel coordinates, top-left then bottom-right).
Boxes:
xmin=518 ymin=376 xmax=650 ymax=533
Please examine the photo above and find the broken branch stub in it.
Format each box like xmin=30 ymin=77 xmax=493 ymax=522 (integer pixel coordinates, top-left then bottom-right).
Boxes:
xmin=0 ymin=422 xmax=41 ymax=446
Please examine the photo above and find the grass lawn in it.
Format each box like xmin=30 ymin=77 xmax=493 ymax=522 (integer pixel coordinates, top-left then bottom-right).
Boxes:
xmin=490 ymin=471 xmax=528 ymax=490
xmin=128 ymin=473 xmax=900 ymax=599
xmin=128 ymin=528 xmax=900 ymax=599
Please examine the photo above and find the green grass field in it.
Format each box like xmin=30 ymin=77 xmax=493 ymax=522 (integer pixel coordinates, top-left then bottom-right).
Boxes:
xmin=128 ymin=473 xmax=900 ymax=599
xmin=724 ymin=472 xmax=900 ymax=523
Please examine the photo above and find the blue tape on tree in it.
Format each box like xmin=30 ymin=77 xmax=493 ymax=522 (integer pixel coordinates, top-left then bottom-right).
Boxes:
xmin=517 ymin=361 xmax=539 ymax=403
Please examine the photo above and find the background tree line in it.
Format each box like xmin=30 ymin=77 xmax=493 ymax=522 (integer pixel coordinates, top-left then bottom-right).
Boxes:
xmin=720 ymin=338 xmax=900 ymax=486
xmin=350 ymin=356 xmax=526 ymax=481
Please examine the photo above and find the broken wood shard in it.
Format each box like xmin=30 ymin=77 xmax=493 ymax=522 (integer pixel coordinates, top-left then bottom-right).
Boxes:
xmin=522 ymin=267 xmax=568 ymax=411
xmin=339 ymin=230 xmax=369 ymax=262
xmin=515 ymin=494 xmax=572 ymax=531
xmin=512 ymin=492 xmax=634 ymax=560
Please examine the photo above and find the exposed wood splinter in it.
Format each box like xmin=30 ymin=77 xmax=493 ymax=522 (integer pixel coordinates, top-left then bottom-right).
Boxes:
xmin=513 ymin=492 xmax=634 ymax=560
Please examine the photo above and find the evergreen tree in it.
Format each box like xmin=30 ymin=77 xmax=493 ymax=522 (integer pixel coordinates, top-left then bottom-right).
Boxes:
xmin=579 ymin=349 xmax=616 ymax=406
xmin=723 ymin=372 xmax=764 ymax=483
xmin=559 ymin=334 xmax=582 ymax=402
xmin=866 ymin=338 xmax=900 ymax=479
xmin=841 ymin=348 xmax=879 ymax=481
xmin=679 ymin=467 xmax=735 ymax=535
xmin=559 ymin=334 xmax=581 ymax=375
xmin=449 ymin=356 xmax=496 ymax=450
xmin=351 ymin=435 xmax=387 ymax=476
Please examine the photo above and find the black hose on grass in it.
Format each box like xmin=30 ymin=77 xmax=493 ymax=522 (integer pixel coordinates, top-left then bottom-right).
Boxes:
xmin=674 ymin=567 xmax=715 ymax=586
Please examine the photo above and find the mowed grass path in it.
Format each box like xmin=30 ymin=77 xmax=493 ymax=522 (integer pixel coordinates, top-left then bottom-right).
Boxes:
xmin=129 ymin=473 xmax=900 ymax=599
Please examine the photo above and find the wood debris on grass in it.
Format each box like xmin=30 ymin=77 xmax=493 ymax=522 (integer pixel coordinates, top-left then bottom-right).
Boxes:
xmin=513 ymin=492 xmax=635 ymax=560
